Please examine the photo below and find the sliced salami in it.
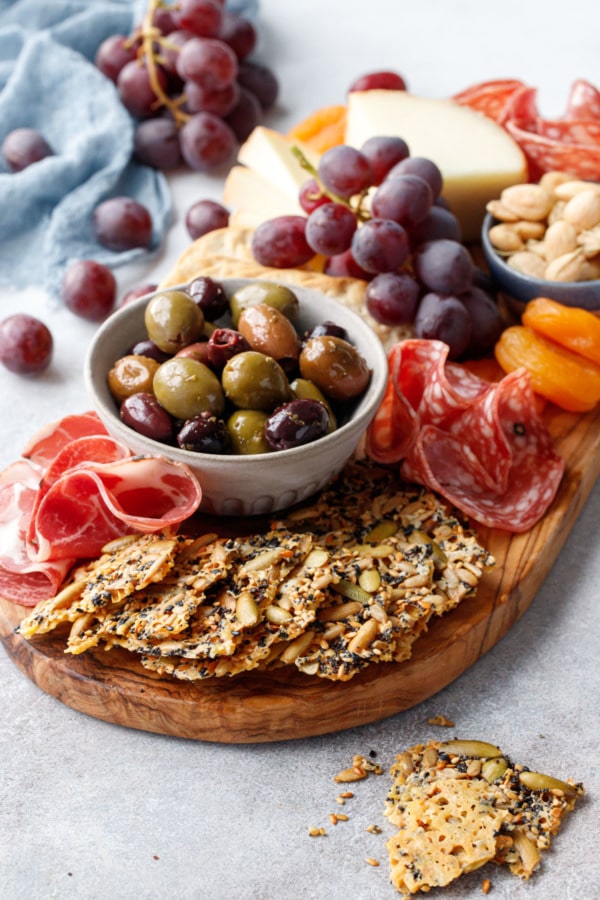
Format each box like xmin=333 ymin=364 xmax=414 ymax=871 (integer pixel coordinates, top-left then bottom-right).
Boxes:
xmin=365 ymin=341 xmax=564 ymax=532
xmin=452 ymin=79 xmax=526 ymax=124
xmin=565 ymin=78 xmax=600 ymax=121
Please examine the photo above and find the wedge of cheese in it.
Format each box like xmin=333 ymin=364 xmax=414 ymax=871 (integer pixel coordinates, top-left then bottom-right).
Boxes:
xmin=345 ymin=90 xmax=528 ymax=241
xmin=223 ymin=165 xmax=306 ymax=228
xmin=225 ymin=126 xmax=320 ymax=226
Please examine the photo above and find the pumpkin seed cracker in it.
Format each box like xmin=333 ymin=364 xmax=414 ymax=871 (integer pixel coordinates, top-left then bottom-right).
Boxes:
xmin=384 ymin=740 xmax=584 ymax=895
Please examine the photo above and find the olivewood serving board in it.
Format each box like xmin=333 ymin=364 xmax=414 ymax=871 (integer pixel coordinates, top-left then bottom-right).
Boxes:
xmin=1 ymin=403 xmax=598 ymax=744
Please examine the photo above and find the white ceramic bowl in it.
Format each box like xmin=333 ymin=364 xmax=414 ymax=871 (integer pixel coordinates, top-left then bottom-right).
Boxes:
xmin=85 ymin=277 xmax=389 ymax=517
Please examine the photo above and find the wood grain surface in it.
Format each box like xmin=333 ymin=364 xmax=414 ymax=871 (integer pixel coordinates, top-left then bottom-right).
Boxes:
xmin=1 ymin=403 xmax=598 ymax=744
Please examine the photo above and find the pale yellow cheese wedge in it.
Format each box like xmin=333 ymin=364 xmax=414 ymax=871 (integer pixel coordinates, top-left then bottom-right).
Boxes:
xmin=223 ymin=165 xmax=307 ymax=229
xmin=236 ymin=126 xmax=319 ymax=204
xmin=345 ymin=90 xmax=528 ymax=241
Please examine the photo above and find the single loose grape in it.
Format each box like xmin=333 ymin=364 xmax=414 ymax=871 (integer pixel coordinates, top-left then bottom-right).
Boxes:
xmin=0 ymin=314 xmax=53 ymax=375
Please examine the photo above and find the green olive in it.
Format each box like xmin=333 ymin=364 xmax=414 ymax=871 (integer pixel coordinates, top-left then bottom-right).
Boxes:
xmin=108 ymin=354 xmax=160 ymax=403
xmin=153 ymin=357 xmax=225 ymax=420
xmin=222 ymin=351 xmax=290 ymax=411
xmin=299 ymin=336 xmax=371 ymax=401
xmin=290 ymin=377 xmax=337 ymax=433
xmin=227 ymin=409 xmax=270 ymax=454
xmin=237 ymin=303 xmax=300 ymax=364
xmin=229 ymin=281 xmax=299 ymax=327
xmin=144 ymin=290 xmax=204 ymax=354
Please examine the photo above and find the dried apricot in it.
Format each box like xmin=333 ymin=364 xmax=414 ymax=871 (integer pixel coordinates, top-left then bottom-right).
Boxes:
xmin=494 ymin=325 xmax=600 ymax=412
xmin=522 ymin=297 xmax=600 ymax=365
xmin=288 ymin=105 xmax=347 ymax=154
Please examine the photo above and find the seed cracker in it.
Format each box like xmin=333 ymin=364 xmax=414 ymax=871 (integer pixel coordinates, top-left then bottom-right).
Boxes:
xmin=17 ymin=533 xmax=180 ymax=640
xmin=384 ymin=740 xmax=584 ymax=896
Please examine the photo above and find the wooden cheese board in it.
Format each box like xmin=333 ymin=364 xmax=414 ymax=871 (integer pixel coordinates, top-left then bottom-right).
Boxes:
xmin=0 ymin=403 xmax=598 ymax=743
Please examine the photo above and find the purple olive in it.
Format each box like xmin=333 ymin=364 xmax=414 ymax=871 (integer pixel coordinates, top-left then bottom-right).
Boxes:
xmin=304 ymin=320 xmax=347 ymax=341
xmin=264 ymin=398 xmax=329 ymax=451
xmin=177 ymin=411 xmax=230 ymax=453
xmin=188 ymin=276 xmax=229 ymax=321
xmin=207 ymin=328 xmax=251 ymax=370
xmin=120 ymin=392 xmax=174 ymax=442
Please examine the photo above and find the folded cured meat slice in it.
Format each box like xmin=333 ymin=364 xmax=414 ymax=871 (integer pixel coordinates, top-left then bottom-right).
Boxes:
xmin=0 ymin=413 xmax=203 ymax=605
xmin=32 ymin=456 xmax=203 ymax=562
xmin=366 ymin=341 xmax=564 ymax=533
xmin=0 ymin=460 xmax=72 ymax=606
xmin=22 ymin=411 xmax=108 ymax=468
xmin=454 ymin=77 xmax=600 ymax=179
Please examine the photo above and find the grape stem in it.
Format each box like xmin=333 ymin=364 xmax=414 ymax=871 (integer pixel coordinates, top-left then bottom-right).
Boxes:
xmin=138 ymin=0 xmax=190 ymax=127
xmin=290 ymin=145 xmax=372 ymax=222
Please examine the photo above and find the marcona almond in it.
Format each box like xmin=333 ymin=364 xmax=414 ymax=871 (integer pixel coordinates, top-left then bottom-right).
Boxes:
xmin=540 ymin=220 xmax=578 ymax=261
xmin=554 ymin=179 xmax=600 ymax=200
xmin=485 ymin=198 xmax=520 ymax=222
xmin=513 ymin=220 xmax=546 ymax=241
xmin=562 ymin=190 xmax=600 ymax=232
xmin=500 ymin=184 xmax=553 ymax=221
xmin=488 ymin=223 xmax=523 ymax=253
xmin=545 ymin=249 xmax=589 ymax=282
xmin=538 ymin=170 xmax=575 ymax=193
xmin=507 ymin=251 xmax=547 ymax=278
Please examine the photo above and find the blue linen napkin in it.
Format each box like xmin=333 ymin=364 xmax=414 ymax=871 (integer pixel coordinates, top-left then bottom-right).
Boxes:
xmin=0 ymin=0 xmax=258 ymax=299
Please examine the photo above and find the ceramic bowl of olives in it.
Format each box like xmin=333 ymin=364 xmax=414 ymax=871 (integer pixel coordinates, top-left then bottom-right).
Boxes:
xmin=85 ymin=276 xmax=389 ymax=516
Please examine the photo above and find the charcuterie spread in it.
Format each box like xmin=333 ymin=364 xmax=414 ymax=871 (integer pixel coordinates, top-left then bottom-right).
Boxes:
xmin=1 ymin=12 xmax=599 ymax=895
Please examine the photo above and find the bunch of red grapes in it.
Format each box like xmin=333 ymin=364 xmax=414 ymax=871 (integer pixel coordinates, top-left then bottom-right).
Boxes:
xmin=95 ymin=0 xmax=279 ymax=174
xmin=251 ymin=138 xmax=504 ymax=360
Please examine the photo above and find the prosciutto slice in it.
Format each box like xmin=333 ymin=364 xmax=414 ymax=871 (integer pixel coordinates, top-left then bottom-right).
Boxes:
xmin=0 ymin=413 xmax=203 ymax=606
xmin=366 ymin=341 xmax=564 ymax=533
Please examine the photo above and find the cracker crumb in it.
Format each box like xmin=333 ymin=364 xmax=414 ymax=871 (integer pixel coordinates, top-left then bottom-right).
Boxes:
xmin=308 ymin=826 xmax=327 ymax=837
xmin=482 ymin=878 xmax=492 ymax=894
xmin=366 ymin=857 xmax=380 ymax=867
xmin=428 ymin=714 xmax=455 ymax=727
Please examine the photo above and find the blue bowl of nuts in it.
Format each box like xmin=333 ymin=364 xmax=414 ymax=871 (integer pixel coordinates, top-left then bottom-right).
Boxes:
xmin=85 ymin=276 xmax=389 ymax=516
xmin=481 ymin=176 xmax=600 ymax=313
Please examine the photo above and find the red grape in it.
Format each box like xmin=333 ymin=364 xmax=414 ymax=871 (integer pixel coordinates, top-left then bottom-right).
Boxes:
xmin=359 ymin=135 xmax=410 ymax=185
xmin=178 ymin=112 xmax=238 ymax=171
xmin=159 ymin=29 xmax=194 ymax=73
xmin=413 ymin=292 xmax=472 ymax=359
xmin=93 ymin=197 xmax=153 ymax=252
xmin=414 ymin=239 xmax=474 ymax=294
xmin=236 ymin=61 xmax=279 ymax=110
xmin=318 ymin=145 xmax=374 ymax=199
xmin=251 ymin=216 xmax=314 ymax=268
xmin=408 ymin=206 xmax=462 ymax=248
xmin=2 ymin=128 xmax=53 ymax=171
xmin=388 ymin=156 xmax=443 ymax=200
xmin=185 ymin=199 xmax=230 ymax=239
xmin=218 ymin=11 xmax=257 ymax=59
xmin=348 ymin=70 xmax=407 ymax=93
xmin=184 ymin=79 xmax=240 ymax=116
xmin=365 ymin=272 xmax=420 ymax=325
xmin=371 ymin=174 xmax=433 ymax=227
xmin=176 ymin=37 xmax=237 ymax=90
xmin=459 ymin=287 xmax=504 ymax=357
xmin=95 ymin=34 xmax=138 ymax=83
xmin=61 ymin=260 xmax=117 ymax=321
xmin=120 ymin=283 xmax=158 ymax=307
xmin=134 ymin=118 xmax=183 ymax=169
xmin=323 ymin=249 xmax=374 ymax=281
xmin=117 ymin=60 xmax=166 ymax=118
xmin=175 ymin=0 xmax=223 ymax=37
xmin=224 ymin=86 xmax=262 ymax=142
xmin=305 ymin=202 xmax=357 ymax=257
xmin=0 ymin=314 xmax=53 ymax=375
xmin=299 ymin=178 xmax=331 ymax=214
xmin=350 ymin=218 xmax=410 ymax=274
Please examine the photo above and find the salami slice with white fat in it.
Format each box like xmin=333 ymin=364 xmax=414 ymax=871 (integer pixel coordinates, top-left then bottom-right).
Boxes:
xmin=453 ymin=78 xmax=600 ymax=179
xmin=366 ymin=341 xmax=564 ymax=532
